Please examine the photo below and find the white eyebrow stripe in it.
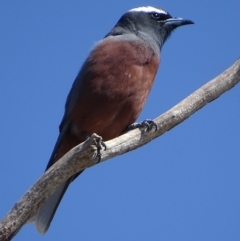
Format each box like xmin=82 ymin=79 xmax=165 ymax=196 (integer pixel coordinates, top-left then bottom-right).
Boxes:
xmin=129 ymin=6 xmax=167 ymax=15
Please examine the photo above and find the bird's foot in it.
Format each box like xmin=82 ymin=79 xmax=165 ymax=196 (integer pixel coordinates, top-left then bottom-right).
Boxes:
xmin=127 ymin=119 xmax=158 ymax=132
xmin=89 ymin=133 xmax=107 ymax=163
xmin=96 ymin=140 xmax=107 ymax=163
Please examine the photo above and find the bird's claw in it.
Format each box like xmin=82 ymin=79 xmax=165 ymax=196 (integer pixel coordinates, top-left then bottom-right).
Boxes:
xmin=127 ymin=119 xmax=158 ymax=132
xmin=94 ymin=136 xmax=107 ymax=163
xmin=84 ymin=132 xmax=107 ymax=163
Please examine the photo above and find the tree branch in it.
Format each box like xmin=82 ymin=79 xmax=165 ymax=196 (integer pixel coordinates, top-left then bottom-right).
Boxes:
xmin=0 ymin=58 xmax=240 ymax=241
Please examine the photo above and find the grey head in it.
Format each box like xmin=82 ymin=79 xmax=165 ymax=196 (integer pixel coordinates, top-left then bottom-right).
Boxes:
xmin=106 ymin=6 xmax=194 ymax=50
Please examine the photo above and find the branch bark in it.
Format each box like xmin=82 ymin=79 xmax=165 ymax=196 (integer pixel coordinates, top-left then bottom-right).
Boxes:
xmin=0 ymin=59 xmax=240 ymax=241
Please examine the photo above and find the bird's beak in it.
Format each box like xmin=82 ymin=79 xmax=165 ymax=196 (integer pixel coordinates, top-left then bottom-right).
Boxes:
xmin=164 ymin=17 xmax=194 ymax=27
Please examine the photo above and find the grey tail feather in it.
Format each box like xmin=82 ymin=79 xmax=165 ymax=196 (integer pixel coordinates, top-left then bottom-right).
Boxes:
xmin=34 ymin=179 xmax=72 ymax=234
xmin=34 ymin=122 xmax=84 ymax=234
xmin=33 ymin=124 xmax=70 ymax=234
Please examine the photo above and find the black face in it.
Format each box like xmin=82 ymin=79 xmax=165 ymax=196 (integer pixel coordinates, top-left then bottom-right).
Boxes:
xmin=123 ymin=9 xmax=175 ymax=35
xmin=122 ymin=9 xmax=175 ymax=47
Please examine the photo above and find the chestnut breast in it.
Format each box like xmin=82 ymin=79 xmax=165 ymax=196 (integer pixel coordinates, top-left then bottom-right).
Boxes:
xmin=67 ymin=36 xmax=160 ymax=140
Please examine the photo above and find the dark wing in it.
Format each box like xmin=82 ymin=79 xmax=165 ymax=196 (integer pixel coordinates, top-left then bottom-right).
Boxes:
xmin=34 ymin=60 xmax=89 ymax=234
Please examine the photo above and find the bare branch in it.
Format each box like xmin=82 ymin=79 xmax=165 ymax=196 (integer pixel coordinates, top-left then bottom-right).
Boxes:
xmin=0 ymin=59 xmax=239 ymax=241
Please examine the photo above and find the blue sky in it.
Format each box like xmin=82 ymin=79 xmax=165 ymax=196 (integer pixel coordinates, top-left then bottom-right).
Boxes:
xmin=0 ymin=1 xmax=240 ymax=241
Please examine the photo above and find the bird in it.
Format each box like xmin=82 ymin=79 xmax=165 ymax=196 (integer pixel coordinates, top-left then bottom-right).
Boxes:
xmin=34 ymin=6 xmax=194 ymax=234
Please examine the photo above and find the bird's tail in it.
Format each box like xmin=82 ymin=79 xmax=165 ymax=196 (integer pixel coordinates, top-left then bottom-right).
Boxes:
xmin=34 ymin=179 xmax=72 ymax=234
xmin=33 ymin=122 xmax=84 ymax=234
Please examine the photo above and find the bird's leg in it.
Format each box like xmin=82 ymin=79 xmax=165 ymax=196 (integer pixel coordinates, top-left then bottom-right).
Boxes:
xmin=126 ymin=119 xmax=158 ymax=132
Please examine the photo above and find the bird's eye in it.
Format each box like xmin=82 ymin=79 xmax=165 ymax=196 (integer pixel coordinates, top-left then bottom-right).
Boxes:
xmin=151 ymin=12 xmax=161 ymax=19
xmin=151 ymin=12 xmax=170 ymax=21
